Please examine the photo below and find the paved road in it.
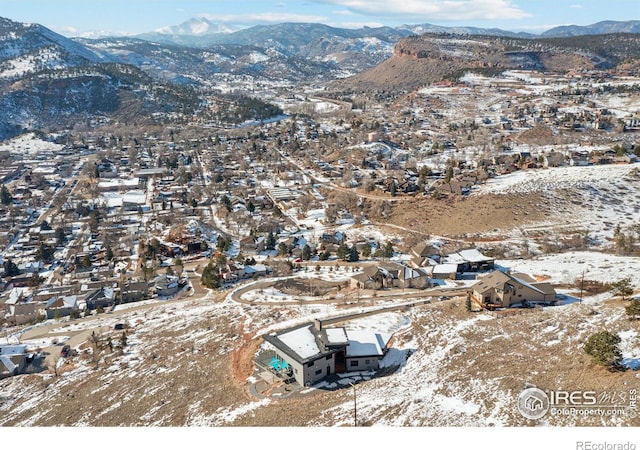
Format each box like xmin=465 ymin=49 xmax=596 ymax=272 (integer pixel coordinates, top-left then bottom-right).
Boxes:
xmin=227 ymin=276 xmax=468 ymax=306
xmin=18 ymin=263 xmax=219 ymax=370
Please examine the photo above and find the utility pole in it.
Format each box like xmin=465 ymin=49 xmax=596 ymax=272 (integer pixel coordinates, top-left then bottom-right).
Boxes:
xmin=350 ymin=382 xmax=357 ymax=427
xmin=579 ymin=270 xmax=585 ymax=303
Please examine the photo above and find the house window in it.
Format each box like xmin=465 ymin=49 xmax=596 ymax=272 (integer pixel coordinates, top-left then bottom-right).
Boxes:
xmin=350 ymin=360 xmax=359 ymax=367
xmin=365 ymin=360 xmax=370 ymax=365
xmin=306 ymin=361 xmax=314 ymax=367
xmin=326 ymin=355 xmax=332 ymax=360
xmin=315 ymin=369 xmax=322 ymax=375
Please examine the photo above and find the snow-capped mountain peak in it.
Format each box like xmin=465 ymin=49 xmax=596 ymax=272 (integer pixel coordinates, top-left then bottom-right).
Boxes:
xmin=154 ymin=17 xmax=235 ymax=36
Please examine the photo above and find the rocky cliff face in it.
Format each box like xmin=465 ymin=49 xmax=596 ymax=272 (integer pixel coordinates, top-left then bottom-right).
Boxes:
xmin=335 ymin=32 xmax=640 ymax=93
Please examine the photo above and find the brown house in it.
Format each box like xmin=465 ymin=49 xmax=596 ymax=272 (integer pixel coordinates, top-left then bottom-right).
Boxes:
xmin=470 ymin=271 xmax=556 ymax=309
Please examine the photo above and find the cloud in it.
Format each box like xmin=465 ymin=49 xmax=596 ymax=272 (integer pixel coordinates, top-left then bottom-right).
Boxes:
xmin=200 ymin=12 xmax=329 ymax=25
xmin=570 ymin=4 xmax=583 ymax=8
xmin=52 ymin=26 xmax=134 ymax=38
xmin=314 ymin=0 xmax=531 ymax=21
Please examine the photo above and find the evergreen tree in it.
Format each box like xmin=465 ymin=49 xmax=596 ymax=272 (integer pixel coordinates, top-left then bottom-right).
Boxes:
xmin=1 ymin=185 xmax=13 ymax=205
xmin=3 ymin=259 xmax=20 ymax=277
xmin=611 ymin=277 xmax=634 ymax=301
xmin=302 ymin=244 xmax=312 ymax=261
xmin=201 ymin=262 xmax=221 ymax=289
xmin=583 ymin=331 xmax=623 ymax=368
xmin=625 ymin=299 xmax=640 ymax=321
xmin=389 ymin=180 xmax=397 ymax=197
xmin=266 ymin=232 xmax=276 ymax=250
xmin=336 ymin=242 xmax=349 ymax=260
xmin=55 ymin=227 xmax=66 ymax=246
xmin=383 ymin=241 xmax=394 ymax=259
xmin=348 ymin=245 xmax=360 ymax=262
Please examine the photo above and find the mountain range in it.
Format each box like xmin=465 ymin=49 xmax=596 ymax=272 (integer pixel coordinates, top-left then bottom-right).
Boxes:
xmin=137 ymin=18 xmax=640 ymax=46
xmin=1 ymin=14 xmax=640 ymax=141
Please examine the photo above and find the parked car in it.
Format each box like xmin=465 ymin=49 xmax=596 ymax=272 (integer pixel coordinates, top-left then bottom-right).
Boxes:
xmin=60 ymin=345 xmax=71 ymax=357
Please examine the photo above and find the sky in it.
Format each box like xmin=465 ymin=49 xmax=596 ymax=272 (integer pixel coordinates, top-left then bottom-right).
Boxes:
xmin=0 ymin=0 xmax=638 ymax=37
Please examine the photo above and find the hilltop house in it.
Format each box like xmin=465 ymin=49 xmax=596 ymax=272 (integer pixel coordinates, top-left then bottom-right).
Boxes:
xmin=263 ymin=320 xmax=392 ymax=387
xmin=470 ymin=270 xmax=556 ymax=309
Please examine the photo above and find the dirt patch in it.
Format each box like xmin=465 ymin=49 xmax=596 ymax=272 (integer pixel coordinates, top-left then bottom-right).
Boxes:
xmin=274 ymin=278 xmax=343 ymax=297
xmin=384 ymin=192 xmax=551 ymax=237
xmin=231 ymin=336 xmax=263 ymax=386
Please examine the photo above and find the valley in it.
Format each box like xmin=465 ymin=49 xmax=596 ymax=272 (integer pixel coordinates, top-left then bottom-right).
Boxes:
xmin=0 ymin=14 xmax=640 ymax=432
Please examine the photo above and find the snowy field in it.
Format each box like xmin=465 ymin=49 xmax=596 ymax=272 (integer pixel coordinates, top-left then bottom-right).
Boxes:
xmin=474 ymin=162 xmax=640 ymax=245
xmin=0 ymin=133 xmax=65 ymax=155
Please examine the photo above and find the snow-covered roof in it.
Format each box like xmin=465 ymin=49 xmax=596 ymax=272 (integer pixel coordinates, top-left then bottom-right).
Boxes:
xmin=432 ymin=263 xmax=459 ymax=274
xmin=0 ymin=344 xmax=27 ymax=356
xmin=277 ymin=326 xmax=321 ymax=359
xmin=245 ymin=264 xmax=268 ymax=273
xmin=46 ymin=295 xmax=78 ymax=308
xmin=325 ymin=328 xmax=348 ymax=345
xmin=443 ymin=253 xmax=466 ymax=264
xmin=345 ymin=330 xmax=388 ymax=357
xmin=122 ymin=190 xmax=147 ymax=205
xmin=457 ymin=248 xmax=493 ymax=263
xmin=97 ymin=178 xmax=139 ymax=190
xmin=0 ymin=355 xmax=17 ymax=374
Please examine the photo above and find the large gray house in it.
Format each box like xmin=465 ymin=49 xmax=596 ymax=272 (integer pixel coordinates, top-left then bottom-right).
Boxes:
xmin=262 ymin=320 xmax=392 ymax=387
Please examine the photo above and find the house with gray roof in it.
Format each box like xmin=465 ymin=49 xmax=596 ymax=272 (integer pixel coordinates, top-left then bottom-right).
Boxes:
xmin=262 ymin=319 xmax=392 ymax=387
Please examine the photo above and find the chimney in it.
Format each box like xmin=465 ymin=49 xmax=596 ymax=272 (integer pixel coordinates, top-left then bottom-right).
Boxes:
xmin=313 ymin=319 xmax=322 ymax=331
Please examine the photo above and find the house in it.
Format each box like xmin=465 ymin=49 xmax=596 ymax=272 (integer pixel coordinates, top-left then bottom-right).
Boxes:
xmin=0 ymin=344 xmax=28 ymax=379
xmin=431 ymin=263 xmax=459 ymax=280
xmin=239 ymin=236 xmax=266 ymax=255
xmin=454 ymin=248 xmax=495 ymax=272
xmin=470 ymin=271 xmax=556 ymax=309
xmin=84 ymin=287 xmax=115 ymax=310
xmin=4 ymin=288 xmax=41 ymax=325
xmin=155 ymin=274 xmax=180 ymax=297
xmin=262 ymin=320 xmax=392 ymax=387
xmin=351 ymin=266 xmax=394 ymax=290
xmin=410 ymin=242 xmax=441 ymax=267
xmin=244 ymin=264 xmax=269 ymax=279
xmin=45 ymin=295 xmax=79 ymax=319
xmin=425 ymin=248 xmax=494 ymax=278
xmin=394 ymin=266 xmax=431 ymax=289
xmin=120 ymin=280 xmax=148 ymax=303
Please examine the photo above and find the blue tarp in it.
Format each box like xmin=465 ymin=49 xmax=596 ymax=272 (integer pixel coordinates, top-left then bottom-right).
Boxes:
xmin=270 ymin=356 xmax=290 ymax=371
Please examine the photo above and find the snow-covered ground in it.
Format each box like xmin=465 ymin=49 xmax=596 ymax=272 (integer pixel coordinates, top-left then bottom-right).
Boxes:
xmin=473 ymin=162 xmax=640 ymax=246
xmin=0 ymin=133 xmax=65 ymax=155
xmin=501 ymin=251 xmax=640 ymax=287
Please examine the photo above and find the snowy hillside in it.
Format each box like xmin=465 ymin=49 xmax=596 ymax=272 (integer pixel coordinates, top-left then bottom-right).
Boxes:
xmin=474 ymin=163 xmax=640 ymax=245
